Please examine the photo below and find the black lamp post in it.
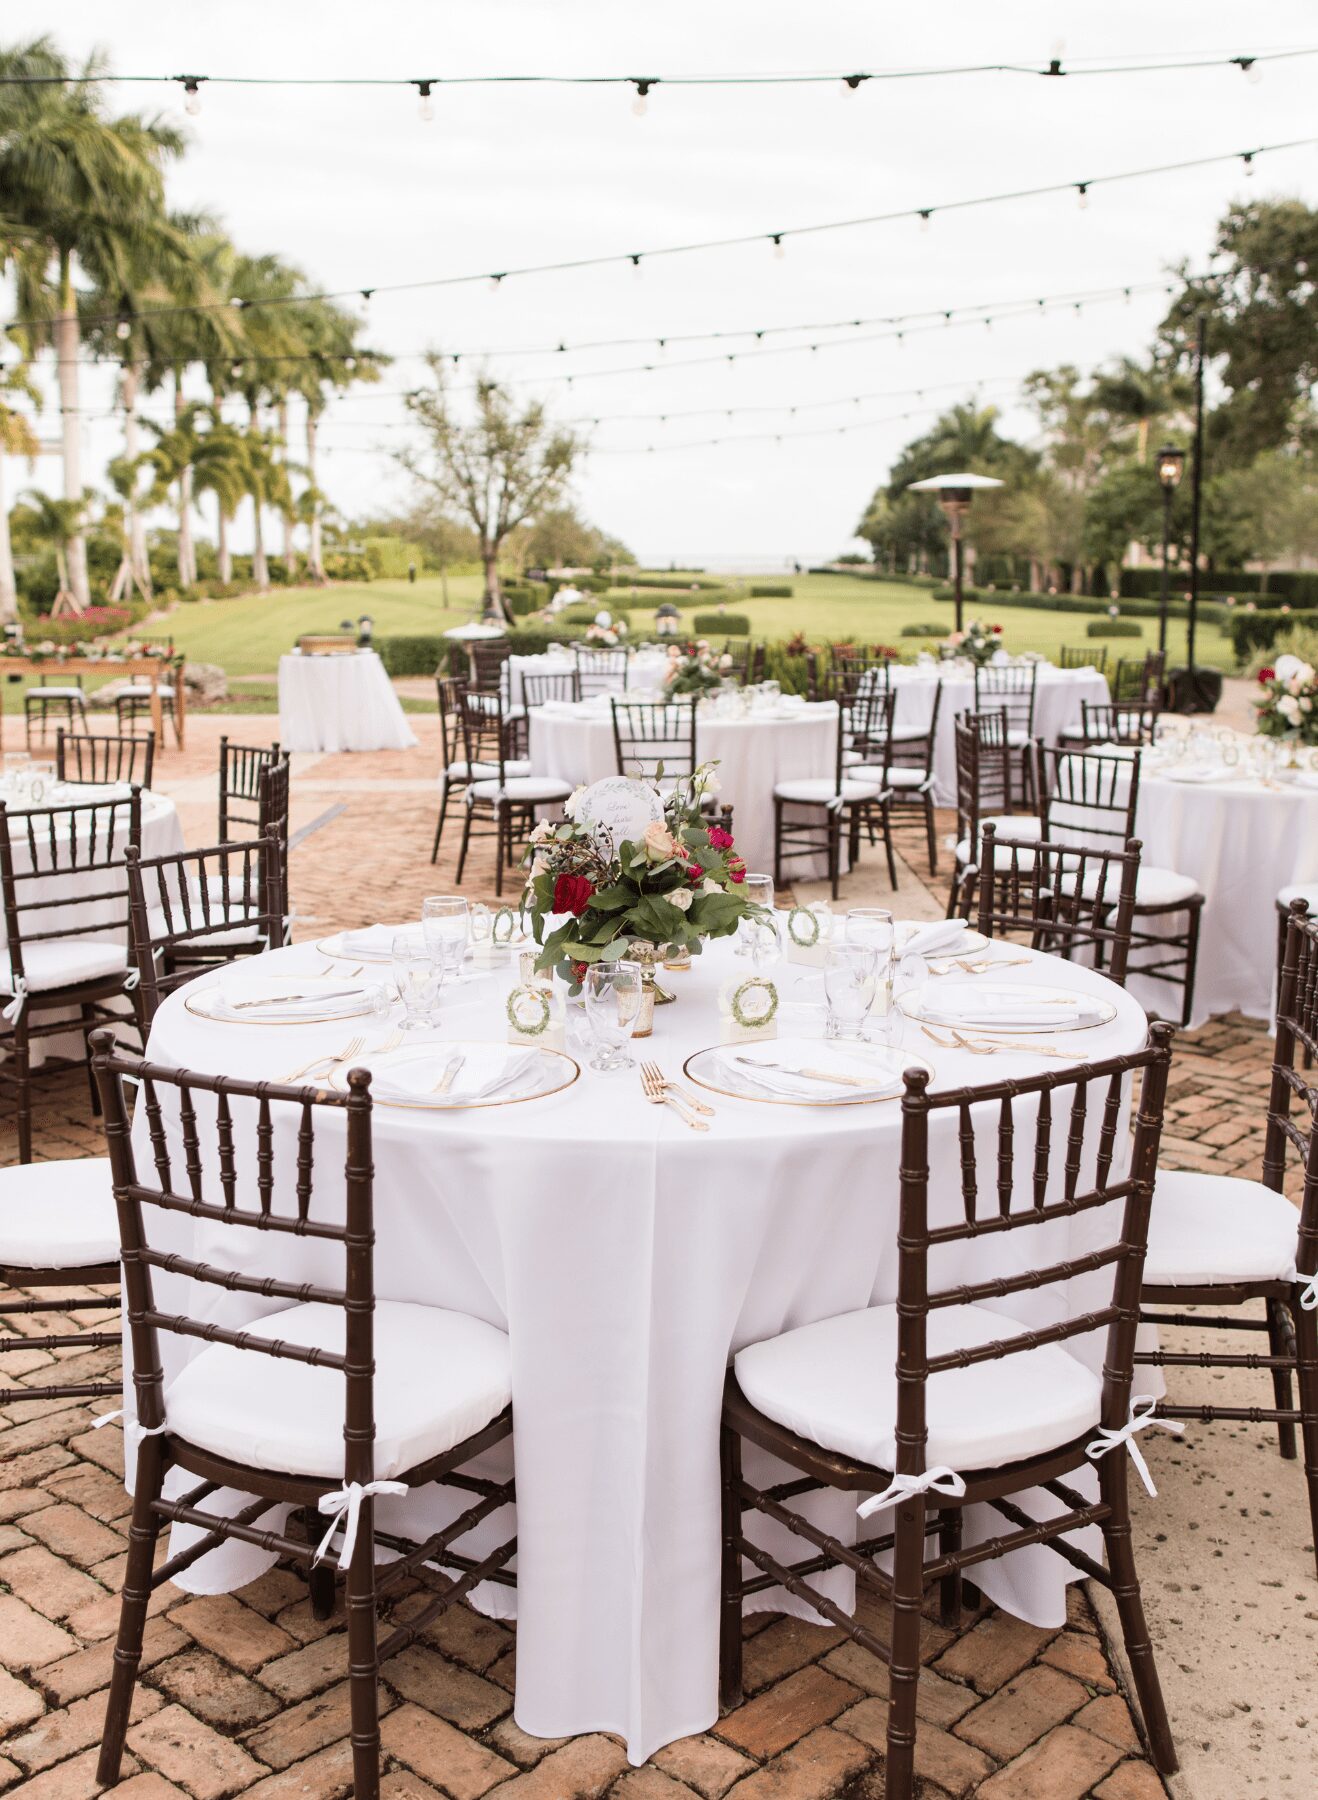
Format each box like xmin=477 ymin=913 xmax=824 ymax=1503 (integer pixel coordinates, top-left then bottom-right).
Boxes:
xmin=1155 ymin=444 xmax=1185 ymax=656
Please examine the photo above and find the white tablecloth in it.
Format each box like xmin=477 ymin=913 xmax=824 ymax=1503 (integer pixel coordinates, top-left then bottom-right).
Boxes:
xmin=132 ymin=935 xmax=1144 ymax=1763
xmin=1131 ymin=766 xmax=1318 ymax=1027
xmin=528 ymin=697 xmax=841 ymax=876
xmin=502 ymin=649 xmax=670 ymax=707
xmin=277 ymin=651 xmax=417 ymax=754
xmin=888 ymin=664 xmax=1110 ymax=803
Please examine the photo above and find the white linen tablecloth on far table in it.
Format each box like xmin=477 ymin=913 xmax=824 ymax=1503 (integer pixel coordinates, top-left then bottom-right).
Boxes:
xmin=131 ymin=935 xmax=1145 ymax=1764
xmin=502 ymin=647 xmax=670 ymax=707
xmin=887 ymin=662 xmax=1110 ymax=803
xmin=528 ymin=696 xmax=841 ymax=875
xmin=277 ymin=650 xmax=417 ymax=754
xmin=1131 ymin=763 xmax=1318 ymax=1026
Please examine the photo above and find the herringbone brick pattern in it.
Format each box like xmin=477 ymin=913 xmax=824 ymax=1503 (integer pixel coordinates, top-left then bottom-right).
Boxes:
xmin=0 ymin=715 xmax=1290 ymax=1797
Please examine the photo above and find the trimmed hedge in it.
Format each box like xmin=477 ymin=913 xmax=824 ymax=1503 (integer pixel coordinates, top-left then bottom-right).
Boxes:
xmin=1087 ymin=620 xmax=1143 ymax=639
xmin=1227 ymin=609 xmax=1294 ymax=661
xmin=1120 ymin=566 xmax=1318 ymax=606
xmin=693 ymin=612 xmax=749 ymax=635
xmin=900 ymin=622 xmax=946 ymax=638
xmin=749 ymin=584 xmax=793 ymax=598
xmin=613 ymin=573 xmax=721 ymax=590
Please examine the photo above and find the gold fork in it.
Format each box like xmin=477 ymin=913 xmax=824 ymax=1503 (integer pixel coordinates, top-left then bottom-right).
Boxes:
xmin=641 ymin=1060 xmax=714 ymax=1116
xmin=281 ymin=1035 xmax=364 ymax=1083
xmin=639 ymin=1065 xmax=709 ymax=1131
xmin=923 ymin=1024 xmax=1081 ymax=1060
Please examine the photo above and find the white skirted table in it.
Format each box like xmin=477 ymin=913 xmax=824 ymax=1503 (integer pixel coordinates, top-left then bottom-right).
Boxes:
xmin=528 ymin=696 xmax=841 ymax=877
xmin=502 ymin=647 xmax=670 ymax=707
xmin=128 ymin=934 xmax=1144 ymax=1764
xmin=887 ymin=662 xmax=1110 ymax=803
xmin=277 ymin=650 xmax=417 ymax=754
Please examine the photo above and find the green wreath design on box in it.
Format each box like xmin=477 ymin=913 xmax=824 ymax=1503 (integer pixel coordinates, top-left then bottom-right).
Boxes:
xmin=730 ymin=977 xmax=779 ymax=1030
xmin=787 ymin=905 xmax=822 ymax=947
xmin=506 ymin=985 xmax=551 ymax=1037
xmin=492 ymin=906 xmax=518 ymax=945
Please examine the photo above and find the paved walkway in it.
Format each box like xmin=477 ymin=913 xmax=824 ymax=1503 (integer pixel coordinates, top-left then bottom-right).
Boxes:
xmin=0 ymin=713 xmax=1309 ymax=1800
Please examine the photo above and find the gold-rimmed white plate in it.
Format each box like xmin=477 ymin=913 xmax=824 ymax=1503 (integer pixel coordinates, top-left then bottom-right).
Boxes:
xmin=327 ymin=1039 xmax=579 ymax=1110
xmin=899 ymin=981 xmax=1117 ymax=1035
xmin=895 ymin=922 xmax=989 ymax=958
xmin=184 ymin=978 xmax=389 ymax=1027
xmin=682 ymin=1038 xmax=934 ymax=1107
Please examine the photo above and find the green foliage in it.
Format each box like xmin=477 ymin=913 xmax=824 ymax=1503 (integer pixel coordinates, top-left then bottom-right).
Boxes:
xmin=693 ymin=612 xmax=749 ymax=635
xmin=749 ymin=584 xmax=793 ymax=598
xmin=900 ymin=622 xmax=947 ymax=638
xmin=1086 ymin=619 xmax=1143 ymax=639
xmin=362 ymin=537 xmax=419 ymax=580
xmin=1227 ymin=609 xmax=1294 ymax=662
xmin=615 ymin=573 xmax=723 ymax=590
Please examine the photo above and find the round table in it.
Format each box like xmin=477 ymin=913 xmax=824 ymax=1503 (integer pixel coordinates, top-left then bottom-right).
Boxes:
xmin=502 ymin=647 xmax=670 ymax=707
xmin=528 ymin=697 xmax=841 ymax=877
xmin=1132 ymin=762 xmax=1318 ymax=1027
xmin=134 ymin=933 xmax=1144 ymax=1764
xmin=277 ymin=650 xmax=418 ymax=754
xmin=887 ymin=662 xmax=1110 ymax=803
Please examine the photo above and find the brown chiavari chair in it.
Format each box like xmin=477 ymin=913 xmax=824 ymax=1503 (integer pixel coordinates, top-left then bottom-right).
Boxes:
xmin=0 ymin=789 xmax=142 ymax=1161
xmin=469 ymin=637 xmax=511 ymax=694
xmin=455 ymin=691 xmax=571 ymax=895
xmin=976 ymin=823 xmax=1141 ymax=983
xmin=521 ymin=669 xmax=582 ymax=708
xmin=611 ymin=697 xmax=698 ymax=783
xmin=805 ymin=650 xmax=824 ymax=701
xmin=1058 ymin=643 xmax=1108 ymax=673
xmin=773 ymin=690 xmax=896 ymax=899
xmin=882 ymin=680 xmax=943 ymax=875
xmin=1138 ymin=897 xmax=1318 ymax=1568
xmin=719 ymin=1026 xmax=1179 ymax=1799
xmin=1063 ymin=700 xmax=1159 ymax=746
xmin=88 ymin=1034 xmax=516 ymax=1800
xmin=745 ymin=643 xmax=767 ymax=685
xmin=1275 ymin=881 xmax=1318 ymax=1033
xmin=1036 ymin=742 xmax=1140 ymax=852
xmin=125 ymin=830 xmax=287 ymax=1028
xmin=25 ymin=671 xmax=89 ymax=745
xmin=974 ymin=662 xmax=1039 ymax=802
xmin=574 ymin=645 xmax=629 ymax=698
xmin=218 ymin=736 xmax=284 ymax=840
xmin=432 ymin=675 xmax=524 ymax=862
xmin=56 ymin=728 xmax=156 ymax=789
xmin=947 ymin=712 xmax=1040 ymax=920
xmin=1112 ymin=649 xmax=1166 ymax=710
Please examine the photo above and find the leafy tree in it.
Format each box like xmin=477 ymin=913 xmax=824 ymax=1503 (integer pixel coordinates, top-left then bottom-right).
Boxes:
xmin=514 ymin=504 xmax=634 ymax=572
xmin=1209 ymin=451 xmax=1318 ymax=589
xmin=1089 ymin=354 xmax=1192 ymax=464
xmin=401 ymin=360 xmax=585 ymax=621
xmin=20 ymin=488 xmax=88 ymax=614
xmin=0 ymin=356 xmax=40 ymax=622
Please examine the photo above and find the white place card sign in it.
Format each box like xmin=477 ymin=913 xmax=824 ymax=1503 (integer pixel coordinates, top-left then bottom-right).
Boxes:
xmin=575 ymin=777 xmax=664 ymax=852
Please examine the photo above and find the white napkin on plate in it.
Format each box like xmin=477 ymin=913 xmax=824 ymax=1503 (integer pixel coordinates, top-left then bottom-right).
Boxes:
xmin=216 ymin=973 xmax=373 ymax=1022
xmin=716 ymin=1039 xmax=901 ymax=1101
xmin=899 ymin=919 xmax=969 ymax=958
xmin=920 ymin=985 xmax=1106 ymax=1028
xmin=367 ymin=1044 xmax=540 ymax=1105
xmin=1164 ymin=765 xmax=1228 ymax=784
xmin=339 ymin=923 xmax=412 ymax=956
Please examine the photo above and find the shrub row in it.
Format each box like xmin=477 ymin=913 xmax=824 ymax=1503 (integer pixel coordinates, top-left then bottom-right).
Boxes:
xmin=692 ymin=612 xmax=749 ymax=635
xmin=899 ymin=622 xmax=946 ymax=638
xmin=1086 ymin=620 xmax=1143 ymax=639
xmin=748 ymin=584 xmax=793 ymax=598
xmin=928 ymin=585 xmax=1228 ymax=626
xmin=1119 ymin=566 xmax=1318 ymax=606
xmin=607 ymin=572 xmax=720 ymax=590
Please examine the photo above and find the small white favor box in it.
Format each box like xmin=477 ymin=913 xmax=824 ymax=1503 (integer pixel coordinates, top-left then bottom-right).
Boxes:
xmin=717 ymin=976 xmax=779 ymax=1043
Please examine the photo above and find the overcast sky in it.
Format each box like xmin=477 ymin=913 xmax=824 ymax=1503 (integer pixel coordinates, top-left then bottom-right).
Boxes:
xmin=12 ymin=3 xmax=1318 ymax=568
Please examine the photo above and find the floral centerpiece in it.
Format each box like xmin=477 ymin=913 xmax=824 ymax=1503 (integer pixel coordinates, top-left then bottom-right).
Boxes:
xmin=586 ymin=611 xmax=628 ymax=647
xmin=664 ymin=639 xmax=731 ymax=696
xmin=524 ymin=764 xmax=761 ymax=990
xmin=940 ymin=620 xmax=1002 ymax=667
xmin=1255 ymin=654 xmax=1318 ymax=748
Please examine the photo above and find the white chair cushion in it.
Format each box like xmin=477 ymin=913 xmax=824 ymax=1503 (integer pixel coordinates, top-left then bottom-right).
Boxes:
xmin=953 ymin=815 xmax=1042 ymax=868
xmin=164 ymin=1300 xmax=511 ymax=1480
xmin=120 ymin=684 xmax=175 ymax=700
xmin=0 ymin=1158 xmax=119 ymax=1269
xmin=891 ymin=723 xmax=929 ymax=744
xmin=774 ymin=776 xmax=885 ymax=805
xmin=1145 ymin=1171 xmax=1299 ymax=1288
xmin=0 ymin=940 xmax=129 ymax=994
xmin=735 ymin=1301 xmax=1102 ymax=1474
xmin=466 ymin=776 xmax=572 ymax=804
xmin=880 ymin=767 xmax=928 ymax=789
xmin=445 ymin=759 xmax=531 ymax=782
xmin=1005 ymin=728 xmax=1032 ymax=747
xmin=26 ymin=686 xmax=85 ymax=700
xmin=1075 ymin=865 xmax=1197 ymax=908
xmin=1278 ymin=883 xmax=1318 ymax=910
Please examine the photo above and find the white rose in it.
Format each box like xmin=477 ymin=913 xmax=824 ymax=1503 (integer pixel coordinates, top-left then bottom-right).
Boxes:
xmin=668 ymin=887 xmax=693 ymax=912
xmin=700 ymin=877 xmax=723 ymax=895
xmin=530 ymin=821 xmax=554 ymax=844
xmin=1274 ymin=654 xmax=1305 ymax=685
xmin=1278 ymin=694 xmax=1301 ymax=723
xmin=564 ymin=786 xmax=587 ymax=820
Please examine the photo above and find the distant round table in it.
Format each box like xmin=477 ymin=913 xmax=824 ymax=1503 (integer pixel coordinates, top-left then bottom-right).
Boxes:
xmin=502 ymin=648 xmax=670 ymax=707
xmin=887 ymin=662 xmax=1110 ymax=802
xmin=277 ymin=650 xmax=417 ymax=754
xmin=527 ymin=696 xmax=841 ymax=875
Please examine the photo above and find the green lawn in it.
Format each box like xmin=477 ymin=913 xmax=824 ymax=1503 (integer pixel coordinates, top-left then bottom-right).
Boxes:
xmin=107 ymin=569 xmax=1233 ymax=680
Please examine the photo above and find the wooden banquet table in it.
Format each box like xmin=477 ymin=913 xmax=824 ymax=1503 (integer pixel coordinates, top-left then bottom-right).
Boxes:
xmin=0 ymin=654 xmax=185 ymax=750
xmin=128 ymin=931 xmax=1146 ymax=1764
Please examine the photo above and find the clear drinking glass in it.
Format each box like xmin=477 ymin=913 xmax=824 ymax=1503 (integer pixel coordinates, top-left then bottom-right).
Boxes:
xmin=421 ymin=895 xmax=470 ymax=979
xmin=582 ymin=959 xmax=643 ymax=1072
xmin=392 ymin=929 xmax=444 ymax=1031
xmin=27 ymin=761 xmax=55 ymax=804
xmin=846 ymin=909 xmax=895 ymax=1033
xmin=737 ymin=874 xmax=776 ymax=956
xmin=823 ymin=943 xmax=878 ymax=1041
xmin=2 ymin=751 xmax=31 ymax=787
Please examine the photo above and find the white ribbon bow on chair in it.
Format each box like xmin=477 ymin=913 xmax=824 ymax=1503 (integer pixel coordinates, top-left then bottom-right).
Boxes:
xmin=1086 ymin=1396 xmax=1183 ymax=1497
xmin=857 ymin=1465 xmax=967 ymax=1520
xmin=1297 ymin=1271 xmax=1317 ymax=1313
xmin=314 ymin=1480 xmax=408 ymax=1567
xmin=3 ymin=977 xmax=28 ymax=1023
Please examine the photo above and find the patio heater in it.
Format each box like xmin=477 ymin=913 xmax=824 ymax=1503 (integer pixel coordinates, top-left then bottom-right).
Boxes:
xmin=357 ymin=614 xmax=374 ymax=647
xmin=907 ymin=472 xmax=1004 ymax=634
xmin=1155 ymin=445 xmax=1185 ymax=656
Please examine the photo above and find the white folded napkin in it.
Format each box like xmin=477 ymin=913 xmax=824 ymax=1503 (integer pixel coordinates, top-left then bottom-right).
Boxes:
xmin=367 ymin=1044 xmax=540 ymax=1105
xmin=919 ymin=984 xmax=1106 ymax=1029
xmin=1287 ymin=770 xmax=1318 ymax=791
xmin=1164 ymin=765 xmax=1228 ymax=784
xmin=716 ymin=1039 xmax=901 ymax=1101
xmin=215 ymin=973 xmax=373 ymax=1022
xmin=338 ymin=923 xmax=412 ymax=956
xmin=899 ymin=919 xmax=969 ymax=958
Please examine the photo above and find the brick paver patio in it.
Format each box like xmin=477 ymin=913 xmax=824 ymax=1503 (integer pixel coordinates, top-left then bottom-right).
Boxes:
xmin=0 ymin=713 xmax=1305 ymax=1798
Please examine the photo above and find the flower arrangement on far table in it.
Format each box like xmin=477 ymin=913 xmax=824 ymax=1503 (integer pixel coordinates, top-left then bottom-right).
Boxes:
xmin=1255 ymin=654 xmax=1318 ymax=747
xmin=524 ymin=765 xmax=762 ymax=989
xmin=940 ymin=620 xmax=1003 ymax=667
xmin=664 ymin=640 xmax=732 ymax=696
xmin=586 ymin=611 xmax=629 ymax=647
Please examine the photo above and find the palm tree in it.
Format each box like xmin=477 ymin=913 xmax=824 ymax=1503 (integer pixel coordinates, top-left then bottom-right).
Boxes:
xmin=21 ymin=489 xmax=88 ymax=616
xmin=0 ymin=358 xmax=42 ymax=623
xmin=190 ymin=417 xmax=251 ymax=583
xmin=288 ymin=298 xmax=386 ymax=581
xmin=1091 ymin=356 xmax=1193 ymax=463
xmin=221 ymin=254 xmax=306 ymax=590
xmin=0 ymin=39 xmax=189 ymax=610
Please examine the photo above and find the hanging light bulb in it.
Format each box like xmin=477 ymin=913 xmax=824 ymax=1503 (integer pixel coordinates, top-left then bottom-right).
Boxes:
xmin=631 ymin=79 xmax=653 ymax=117
xmin=180 ymin=76 xmax=203 ymax=116
xmin=230 ymin=361 xmax=244 ymax=380
xmin=116 ymin=312 xmax=132 ymax=342
xmin=488 ymin=273 xmax=505 ymax=293
xmin=1235 ymin=56 xmax=1264 ymax=86
xmin=344 ymin=356 xmax=357 ymax=373
xmin=918 ymin=209 xmax=932 ymax=233
xmin=1076 ymin=183 xmax=1089 ymax=210
xmin=1242 ymin=151 xmax=1255 ymax=177
xmin=630 ymin=254 xmax=643 ymax=278
xmin=770 ymin=234 xmax=786 ymax=260
xmin=841 ymin=73 xmax=866 ymax=96
xmin=416 ymin=80 xmax=435 ymax=122
xmin=359 ymin=289 xmax=373 ymax=318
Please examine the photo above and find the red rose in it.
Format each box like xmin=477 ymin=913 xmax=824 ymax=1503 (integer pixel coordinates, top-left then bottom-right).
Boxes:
xmin=729 ymin=865 xmax=745 ymax=884
xmin=1258 ymin=667 xmax=1275 ymax=684
xmin=706 ymin=825 xmax=735 ymax=850
xmin=553 ymin=873 xmax=594 ymax=917
xmin=687 ymin=863 xmax=704 ymax=882
xmin=571 ymin=960 xmax=588 ymax=983
xmin=991 ymin=624 xmax=1003 ymax=634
